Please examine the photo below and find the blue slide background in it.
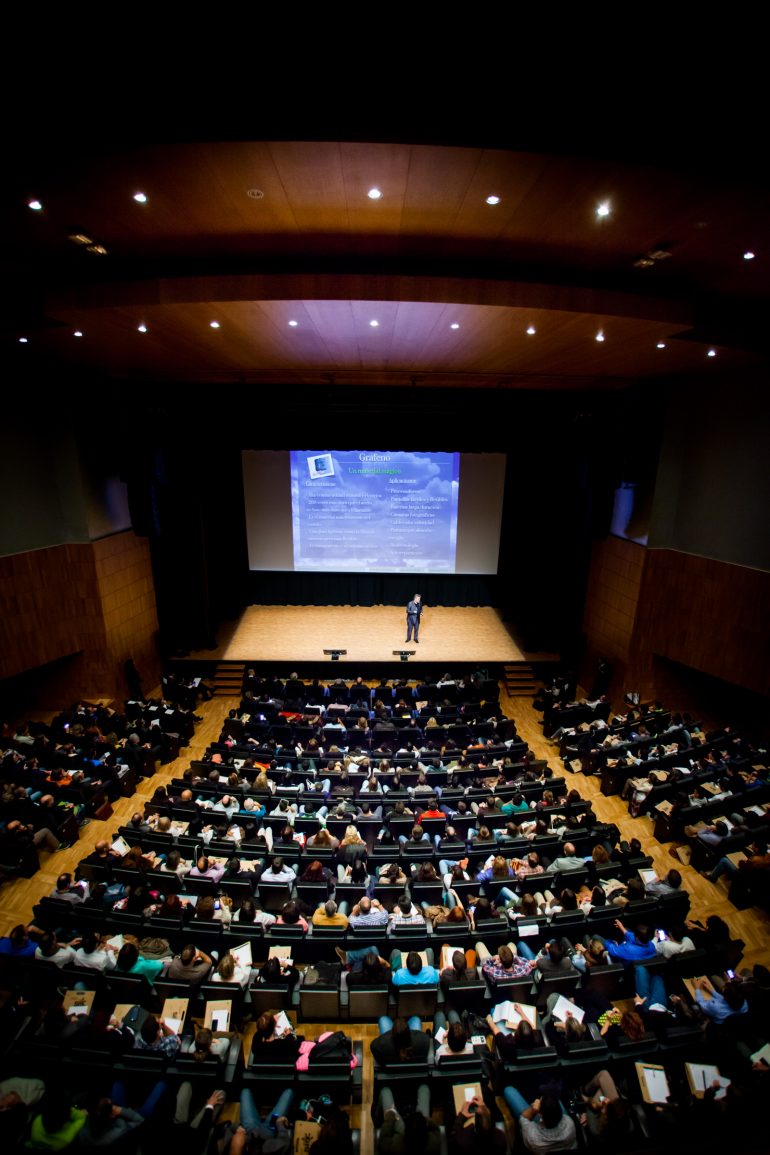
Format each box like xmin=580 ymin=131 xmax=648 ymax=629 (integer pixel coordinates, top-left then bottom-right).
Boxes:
xmin=290 ymin=450 xmax=460 ymax=572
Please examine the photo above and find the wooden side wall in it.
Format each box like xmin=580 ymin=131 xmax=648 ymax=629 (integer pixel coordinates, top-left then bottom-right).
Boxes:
xmin=0 ymin=531 xmax=160 ymax=703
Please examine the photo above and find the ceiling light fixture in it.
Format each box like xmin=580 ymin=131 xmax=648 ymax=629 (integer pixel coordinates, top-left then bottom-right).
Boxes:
xmin=707 ymin=349 xmax=717 ymax=357
xmin=369 ymin=319 xmax=379 ymax=327
xmin=137 ymin=324 xmax=147 ymax=333
xmin=595 ymin=330 xmax=605 ymax=342
xmin=86 ymin=244 xmax=108 ymax=255
xmin=18 ymin=337 xmax=28 ymax=344
xmin=133 ymin=192 xmax=148 ymax=204
xmin=209 ymin=321 xmax=220 ymax=329
xmin=596 ymin=201 xmax=611 ymax=217
xmin=656 ymin=342 xmax=666 ymax=349
xmin=69 ymin=233 xmax=94 ymax=246
xmin=367 ymin=188 xmax=382 ymax=200
xmin=288 ymin=320 xmax=299 ymax=327
xmin=485 ymin=195 xmax=500 ymax=205
xmin=73 ymin=330 xmax=83 ymax=338
xmin=743 ymin=250 xmax=756 ymax=260
xmin=28 ymin=199 xmax=43 ymax=211
xmin=526 ymin=325 xmax=536 ymax=336
xmin=450 ymin=322 xmax=460 ymax=330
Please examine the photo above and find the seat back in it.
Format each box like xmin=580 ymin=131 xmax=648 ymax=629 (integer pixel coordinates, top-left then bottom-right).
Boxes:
xmin=347 ymin=984 xmax=390 ymax=1020
xmin=299 ymin=982 xmax=341 ymax=1020
xmin=395 ymin=983 xmax=438 ymax=1019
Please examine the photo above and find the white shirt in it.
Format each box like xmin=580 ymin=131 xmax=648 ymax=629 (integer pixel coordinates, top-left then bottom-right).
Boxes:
xmin=74 ymin=946 xmax=117 ymax=971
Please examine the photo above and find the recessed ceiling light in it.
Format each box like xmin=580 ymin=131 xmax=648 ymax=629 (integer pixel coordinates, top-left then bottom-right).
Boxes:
xmin=86 ymin=244 xmax=108 ymax=255
xmin=595 ymin=330 xmax=605 ymax=342
xmin=246 ymin=188 xmax=265 ymax=200
xmin=28 ymin=199 xmax=43 ymax=211
xmin=288 ymin=320 xmax=299 ymax=327
xmin=526 ymin=325 xmax=536 ymax=336
xmin=73 ymin=330 xmax=83 ymax=338
xmin=707 ymin=349 xmax=717 ymax=357
xmin=367 ymin=188 xmax=382 ymax=200
xmin=68 ymin=233 xmax=94 ymax=246
xmin=450 ymin=322 xmax=460 ymax=330
xmin=369 ymin=319 xmax=379 ymax=327
xmin=596 ymin=201 xmax=611 ymax=218
xmin=485 ymin=195 xmax=500 ymax=205
xmin=133 ymin=192 xmax=148 ymax=204
xmin=209 ymin=321 xmax=220 ymax=329
xmin=137 ymin=324 xmax=148 ymax=333
xmin=18 ymin=337 xmax=28 ymax=344
xmin=656 ymin=342 xmax=666 ymax=349
xmin=743 ymin=250 xmax=756 ymax=260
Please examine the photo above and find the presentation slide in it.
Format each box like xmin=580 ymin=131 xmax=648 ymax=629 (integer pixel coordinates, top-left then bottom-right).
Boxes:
xmin=242 ymin=450 xmax=505 ymax=575
xmin=290 ymin=450 xmax=459 ymax=572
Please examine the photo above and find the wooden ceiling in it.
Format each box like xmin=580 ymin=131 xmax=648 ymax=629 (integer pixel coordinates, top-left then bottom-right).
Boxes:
xmin=5 ymin=139 xmax=769 ymax=389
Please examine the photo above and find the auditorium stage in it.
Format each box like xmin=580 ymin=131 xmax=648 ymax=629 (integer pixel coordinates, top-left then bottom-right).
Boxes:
xmin=211 ymin=605 xmax=525 ymax=665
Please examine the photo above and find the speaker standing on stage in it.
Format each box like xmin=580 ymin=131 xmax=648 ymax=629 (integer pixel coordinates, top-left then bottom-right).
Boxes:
xmin=405 ymin=594 xmax=423 ymax=643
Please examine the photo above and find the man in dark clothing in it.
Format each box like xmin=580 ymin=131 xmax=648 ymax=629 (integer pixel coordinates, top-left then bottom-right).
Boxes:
xmin=371 ymin=1016 xmax=430 ymax=1065
xmin=405 ymin=594 xmax=423 ymax=643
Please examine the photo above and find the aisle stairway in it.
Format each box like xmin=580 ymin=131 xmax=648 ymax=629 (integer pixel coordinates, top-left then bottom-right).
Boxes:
xmin=503 ymin=662 xmax=538 ymax=696
xmin=213 ymin=661 xmax=244 ymax=697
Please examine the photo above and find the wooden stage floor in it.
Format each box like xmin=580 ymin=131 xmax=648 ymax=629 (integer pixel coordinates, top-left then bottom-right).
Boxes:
xmin=216 ymin=604 xmax=525 ymax=664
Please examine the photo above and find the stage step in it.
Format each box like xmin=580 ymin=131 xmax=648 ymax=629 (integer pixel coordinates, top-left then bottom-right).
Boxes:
xmin=503 ymin=663 xmax=538 ymax=696
xmin=213 ymin=662 xmax=245 ymax=697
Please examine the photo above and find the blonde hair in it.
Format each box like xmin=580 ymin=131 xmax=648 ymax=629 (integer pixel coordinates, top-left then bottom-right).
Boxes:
xmin=341 ymin=824 xmax=363 ymax=845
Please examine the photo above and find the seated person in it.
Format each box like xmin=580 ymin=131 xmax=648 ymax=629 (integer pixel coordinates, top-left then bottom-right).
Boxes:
xmin=486 ymin=1009 xmax=544 ymax=1058
xmin=432 ymin=1010 xmax=473 ymax=1059
xmin=34 ymin=932 xmax=76 ymax=969
xmin=312 ymin=898 xmax=349 ymax=928
xmin=388 ymin=894 xmax=426 ymax=928
xmin=535 ymin=938 xmax=578 ymax=976
xmin=596 ymin=920 xmax=656 ymax=965
xmin=440 ymin=949 xmax=478 ymax=985
xmin=343 ymin=949 xmax=391 ymax=986
xmin=212 ymin=951 xmax=251 ymax=988
xmin=693 ymin=976 xmax=750 ymax=1023
xmin=249 ymin=1011 xmax=303 ymax=1065
xmin=134 ymin=1014 xmax=182 ymax=1057
xmin=114 ymin=941 xmax=166 ymax=981
xmin=348 ymin=896 xmax=389 ymax=929
xmin=477 ymin=942 xmax=536 ymax=983
xmin=376 ymin=1084 xmax=440 ymax=1155
xmin=371 ymin=1015 xmax=430 ymax=1065
xmin=259 ymin=855 xmax=297 ymax=884
xmin=189 ymin=855 xmax=225 ymax=883
xmin=255 ymin=955 xmax=300 ymax=990
xmin=183 ymin=1025 xmax=231 ymax=1063
xmin=73 ymin=931 xmax=119 ymax=972
xmin=275 ymin=899 xmax=308 ymax=931
xmin=166 ymin=944 xmax=214 ymax=985
xmin=502 ymin=1086 xmax=577 ymax=1152
xmin=450 ymin=1097 xmax=507 ymax=1153
xmin=390 ymin=949 xmax=439 ymax=987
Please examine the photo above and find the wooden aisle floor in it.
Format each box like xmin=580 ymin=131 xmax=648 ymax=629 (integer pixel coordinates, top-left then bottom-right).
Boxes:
xmin=2 ymin=684 xmax=769 ymax=1149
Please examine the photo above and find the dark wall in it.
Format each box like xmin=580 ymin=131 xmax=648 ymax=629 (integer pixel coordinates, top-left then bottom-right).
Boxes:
xmin=650 ymin=376 xmax=770 ymax=572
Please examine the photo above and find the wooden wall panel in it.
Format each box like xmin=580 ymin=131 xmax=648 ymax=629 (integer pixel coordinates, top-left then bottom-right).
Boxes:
xmin=93 ymin=532 xmax=160 ymax=698
xmin=0 ymin=544 xmax=103 ymax=682
xmin=629 ymin=549 xmax=770 ymax=700
xmin=0 ymin=532 xmax=160 ymax=703
xmin=581 ymin=536 xmax=645 ymax=693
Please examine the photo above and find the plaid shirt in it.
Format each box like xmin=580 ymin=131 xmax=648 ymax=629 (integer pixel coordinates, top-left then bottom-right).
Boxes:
xmin=349 ymin=907 xmax=389 ymax=928
xmin=389 ymin=907 xmax=426 ymax=927
xmin=482 ymin=955 xmax=535 ymax=981
xmin=134 ymin=1032 xmax=181 ymax=1058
